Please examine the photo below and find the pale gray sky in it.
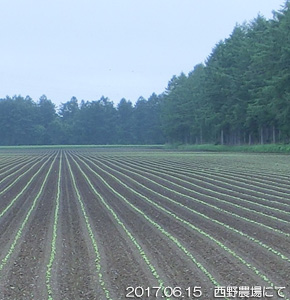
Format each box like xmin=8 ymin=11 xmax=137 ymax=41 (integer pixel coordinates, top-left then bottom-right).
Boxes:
xmin=0 ymin=0 xmax=285 ymax=106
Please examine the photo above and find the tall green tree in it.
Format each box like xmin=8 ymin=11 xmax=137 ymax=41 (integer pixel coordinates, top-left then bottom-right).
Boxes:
xmin=58 ymin=97 xmax=80 ymax=144
xmin=161 ymin=73 xmax=192 ymax=143
xmin=0 ymin=96 xmax=39 ymax=145
xmin=36 ymin=95 xmax=57 ymax=144
xmin=77 ymin=96 xmax=117 ymax=144
xmin=116 ymin=98 xmax=135 ymax=144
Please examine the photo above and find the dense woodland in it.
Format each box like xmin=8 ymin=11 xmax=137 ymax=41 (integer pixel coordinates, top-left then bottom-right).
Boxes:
xmin=0 ymin=95 xmax=165 ymax=145
xmin=1 ymin=2 xmax=290 ymax=146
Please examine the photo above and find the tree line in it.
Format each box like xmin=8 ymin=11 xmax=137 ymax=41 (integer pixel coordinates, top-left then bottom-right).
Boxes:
xmin=161 ymin=1 xmax=290 ymax=145
xmin=0 ymin=94 xmax=165 ymax=145
xmin=1 ymin=1 xmax=289 ymax=146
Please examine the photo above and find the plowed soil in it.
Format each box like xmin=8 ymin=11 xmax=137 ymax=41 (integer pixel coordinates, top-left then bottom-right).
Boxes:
xmin=0 ymin=148 xmax=289 ymax=300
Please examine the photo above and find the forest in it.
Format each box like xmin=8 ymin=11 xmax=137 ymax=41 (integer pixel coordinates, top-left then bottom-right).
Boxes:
xmin=0 ymin=1 xmax=289 ymax=146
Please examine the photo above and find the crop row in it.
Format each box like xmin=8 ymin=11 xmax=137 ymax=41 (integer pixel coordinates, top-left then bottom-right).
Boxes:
xmin=84 ymin=154 xmax=290 ymax=236
xmin=67 ymin=153 xmax=171 ymax=300
xmin=0 ymin=154 xmax=54 ymax=219
xmin=99 ymin=154 xmax=290 ymax=202
xmin=71 ymin=151 xmax=290 ymax=299
xmin=85 ymin=155 xmax=290 ymax=262
xmin=101 ymin=154 xmax=290 ymax=211
xmin=96 ymin=155 xmax=290 ymax=214
xmin=0 ymin=153 xmax=58 ymax=275
xmin=1 ymin=149 xmax=289 ymax=299
xmin=111 ymin=156 xmax=290 ymax=214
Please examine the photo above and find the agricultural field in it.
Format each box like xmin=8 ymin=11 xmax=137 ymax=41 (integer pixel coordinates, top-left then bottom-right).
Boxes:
xmin=0 ymin=147 xmax=290 ymax=300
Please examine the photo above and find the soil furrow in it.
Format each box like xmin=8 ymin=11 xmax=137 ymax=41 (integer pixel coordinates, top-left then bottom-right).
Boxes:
xmin=0 ymin=152 xmax=58 ymax=300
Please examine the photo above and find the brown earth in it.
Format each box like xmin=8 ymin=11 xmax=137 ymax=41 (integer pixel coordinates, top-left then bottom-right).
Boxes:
xmin=0 ymin=148 xmax=289 ymax=300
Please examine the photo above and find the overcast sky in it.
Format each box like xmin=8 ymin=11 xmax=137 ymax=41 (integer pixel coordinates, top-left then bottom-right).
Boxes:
xmin=0 ymin=0 xmax=285 ymax=106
